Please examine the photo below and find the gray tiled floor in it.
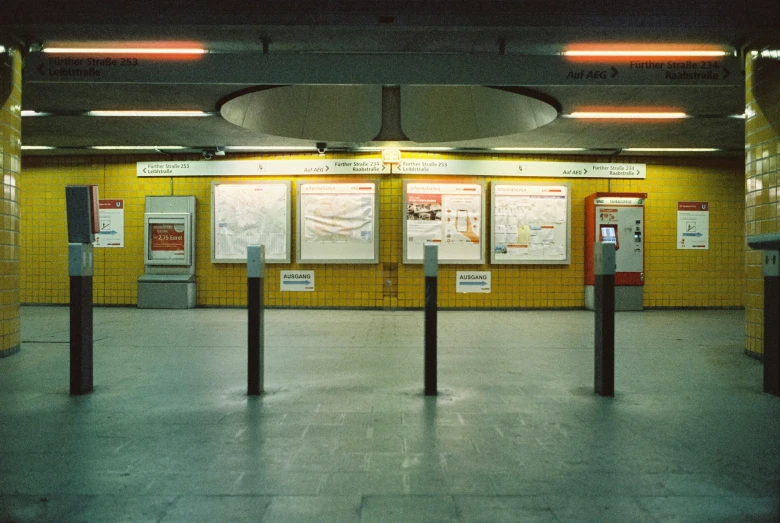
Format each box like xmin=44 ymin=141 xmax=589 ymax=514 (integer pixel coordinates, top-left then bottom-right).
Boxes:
xmin=1 ymin=306 xmax=778 ymax=522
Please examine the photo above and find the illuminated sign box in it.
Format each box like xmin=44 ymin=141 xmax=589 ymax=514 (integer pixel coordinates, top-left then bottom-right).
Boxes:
xmin=143 ymin=213 xmax=192 ymax=266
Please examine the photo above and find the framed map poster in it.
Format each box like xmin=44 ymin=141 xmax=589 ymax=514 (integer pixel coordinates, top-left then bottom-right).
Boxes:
xmin=296 ymin=180 xmax=379 ymax=264
xmin=211 ymin=181 xmax=291 ymax=263
xmin=490 ymin=183 xmax=571 ymax=265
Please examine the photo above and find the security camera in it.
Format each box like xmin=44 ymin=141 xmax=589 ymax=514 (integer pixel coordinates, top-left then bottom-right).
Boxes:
xmin=214 ymin=146 xmax=225 ymax=157
xmin=202 ymin=150 xmax=213 ymax=160
xmin=316 ymin=142 xmax=327 ymax=154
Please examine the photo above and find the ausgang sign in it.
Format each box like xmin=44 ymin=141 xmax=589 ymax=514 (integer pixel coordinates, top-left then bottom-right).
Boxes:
xmin=456 ymin=271 xmax=491 ymax=293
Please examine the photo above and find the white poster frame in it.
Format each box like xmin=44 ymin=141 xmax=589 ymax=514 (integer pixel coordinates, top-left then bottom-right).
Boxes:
xmin=403 ymin=180 xmax=486 ymax=265
xmin=490 ymin=182 xmax=571 ymax=265
xmin=211 ymin=181 xmax=292 ymax=264
xmin=296 ymin=179 xmax=380 ymax=264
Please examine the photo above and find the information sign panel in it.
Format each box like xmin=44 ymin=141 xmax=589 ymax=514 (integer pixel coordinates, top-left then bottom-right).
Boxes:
xmin=403 ymin=181 xmax=485 ymax=264
xmin=93 ymin=199 xmax=124 ymax=248
xmin=297 ymin=181 xmax=379 ymax=264
xmin=211 ymin=182 xmax=291 ymax=263
xmin=677 ymin=201 xmax=709 ymax=249
xmin=491 ymin=183 xmax=571 ymax=265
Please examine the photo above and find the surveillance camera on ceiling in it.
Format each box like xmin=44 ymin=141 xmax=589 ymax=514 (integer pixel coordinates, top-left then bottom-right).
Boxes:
xmin=316 ymin=142 xmax=327 ymax=154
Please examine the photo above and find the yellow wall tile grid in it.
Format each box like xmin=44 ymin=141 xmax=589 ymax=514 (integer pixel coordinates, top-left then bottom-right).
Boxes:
xmin=0 ymin=45 xmax=22 ymax=357
xmin=20 ymin=152 xmax=744 ymax=312
xmin=745 ymin=53 xmax=780 ymax=357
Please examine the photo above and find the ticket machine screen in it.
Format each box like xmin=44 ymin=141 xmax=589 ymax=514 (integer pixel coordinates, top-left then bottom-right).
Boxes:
xmin=600 ymin=225 xmax=618 ymax=247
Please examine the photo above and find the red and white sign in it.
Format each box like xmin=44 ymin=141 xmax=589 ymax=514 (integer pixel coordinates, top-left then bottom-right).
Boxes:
xmin=150 ymin=223 xmax=185 ymax=257
xmin=93 ymin=199 xmax=124 ymax=248
xmin=677 ymin=201 xmax=709 ymax=250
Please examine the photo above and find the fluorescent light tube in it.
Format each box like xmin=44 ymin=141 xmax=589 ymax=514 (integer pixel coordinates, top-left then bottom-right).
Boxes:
xmin=566 ymin=112 xmax=688 ymax=119
xmin=623 ymin=148 xmax=719 ymax=152
xmin=43 ymin=47 xmax=206 ymax=54
xmin=91 ymin=146 xmax=186 ymax=150
xmin=225 ymin=146 xmax=315 ymax=151
xmin=21 ymin=111 xmax=51 ymax=117
xmin=86 ymin=110 xmax=210 ymax=117
xmin=492 ymin=147 xmax=586 ymax=151
xmin=21 ymin=145 xmax=55 ymax=150
xmin=563 ymin=50 xmax=726 ymax=57
xmin=400 ymin=147 xmax=455 ymax=151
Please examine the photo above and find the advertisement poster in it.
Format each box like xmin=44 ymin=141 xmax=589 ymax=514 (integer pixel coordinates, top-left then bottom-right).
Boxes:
xmin=93 ymin=199 xmax=124 ymax=248
xmin=405 ymin=182 xmax=484 ymax=263
xmin=298 ymin=182 xmax=378 ymax=263
xmin=212 ymin=182 xmax=290 ymax=263
xmin=491 ymin=184 xmax=570 ymax=264
xmin=677 ymin=201 xmax=709 ymax=249
xmin=149 ymin=223 xmax=186 ymax=260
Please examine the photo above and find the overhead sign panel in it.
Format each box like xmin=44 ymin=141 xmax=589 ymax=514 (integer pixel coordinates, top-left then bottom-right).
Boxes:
xmin=26 ymin=53 xmax=742 ymax=87
xmin=137 ymin=159 xmax=386 ymax=177
xmin=397 ymin=160 xmax=645 ymax=179
xmin=138 ymin=159 xmax=645 ymax=179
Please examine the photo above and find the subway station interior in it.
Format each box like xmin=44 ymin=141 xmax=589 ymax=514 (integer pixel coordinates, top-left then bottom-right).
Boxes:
xmin=2 ymin=1 xmax=780 ymax=521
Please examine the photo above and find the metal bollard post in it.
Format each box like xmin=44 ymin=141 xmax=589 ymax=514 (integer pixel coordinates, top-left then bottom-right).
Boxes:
xmin=69 ymin=243 xmax=94 ymax=395
xmin=247 ymin=245 xmax=265 ymax=396
xmin=594 ymin=242 xmax=616 ymax=397
xmin=762 ymin=251 xmax=780 ymax=395
xmin=424 ymin=243 xmax=438 ymax=396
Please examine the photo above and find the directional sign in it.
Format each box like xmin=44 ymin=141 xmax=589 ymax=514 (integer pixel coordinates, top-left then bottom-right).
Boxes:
xmin=138 ymin=158 xmax=644 ymax=179
xmin=397 ymin=159 xmax=645 ymax=179
xmin=93 ymin=199 xmax=124 ymax=248
xmin=280 ymin=270 xmax=315 ymax=292
xmin=137 ymin=159 xmax=386 ymax=177
xmin=25 ymin=53 xmax=743 ymax=87
xmin=456 ymin=271 xmax=491 ymax=293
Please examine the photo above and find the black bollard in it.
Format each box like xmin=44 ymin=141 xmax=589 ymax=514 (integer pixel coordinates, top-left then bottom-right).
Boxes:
xmin=763 ymin=250 xmax=780 ymax=395
xmin=247 ymin=245 xmax=265 ymax=396
xmin=424 ymin=244 xmax=438 ymax=396
xmin=68 ymin=243 xmax=94 ymax=395
xmin=594 ymin=242 xmax=616 ymax=397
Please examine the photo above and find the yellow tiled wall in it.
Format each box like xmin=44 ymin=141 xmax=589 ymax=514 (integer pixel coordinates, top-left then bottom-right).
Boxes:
xmin=1 ymin=45 xmax=21 ymax=357
xmin=20 ymin=153 xmax=744 ymax=309
xmin=745 ymin=53 xmax=780 ymax=357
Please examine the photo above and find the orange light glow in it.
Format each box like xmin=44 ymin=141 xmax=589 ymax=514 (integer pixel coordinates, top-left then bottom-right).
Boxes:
xmin=42 ymin=41 xmax=206 ymax=61
xmin=563 ymin=43 xmax=728 ymax=62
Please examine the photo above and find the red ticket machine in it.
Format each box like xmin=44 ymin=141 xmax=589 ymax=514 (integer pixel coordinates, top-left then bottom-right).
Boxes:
xmin=585 ymin=192 xmax=647 ymax=311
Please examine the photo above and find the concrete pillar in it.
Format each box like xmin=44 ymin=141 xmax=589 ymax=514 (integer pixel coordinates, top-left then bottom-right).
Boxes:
xmin=0 ymin=43 xmax=22 ymax=358
xmin=745 ymin=50 xmax=780 ymax=360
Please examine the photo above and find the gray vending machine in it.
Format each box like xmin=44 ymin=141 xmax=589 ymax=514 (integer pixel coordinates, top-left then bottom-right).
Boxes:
xmin=137 ymin=196 xmax=197 ymax=308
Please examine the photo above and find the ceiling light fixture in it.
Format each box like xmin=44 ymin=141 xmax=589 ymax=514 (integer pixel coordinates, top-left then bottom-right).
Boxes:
xmin=21 ymin=145 xmax=55 ymax=150
xmin=563 ymin=50 xmax=727 ymax=57
xmin=86 ymin=110 xmax=211 ymax=117
xmin=565 ymin=112 xmax=688 ymax=119
xmin=43 ymin=47 xmax=206 ymax=54
xmin=21 ymin=110 xmax=51 ymax=117
xmin=492 ymin=147 xmax=586 ymax=151
xmin=225 ymin=146 xmax=315 ymax=151
xmin=90 ymin=145 xmax=186 ymax=150
xmin=623 ymin=148 xmax=719 ymax=152
xmin=400 ymin=147 xmax=455 ymax=151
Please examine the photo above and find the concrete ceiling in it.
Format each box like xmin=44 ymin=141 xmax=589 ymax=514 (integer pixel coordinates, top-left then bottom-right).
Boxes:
xmin=5 ymin=0 xmax=780 ymax=157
